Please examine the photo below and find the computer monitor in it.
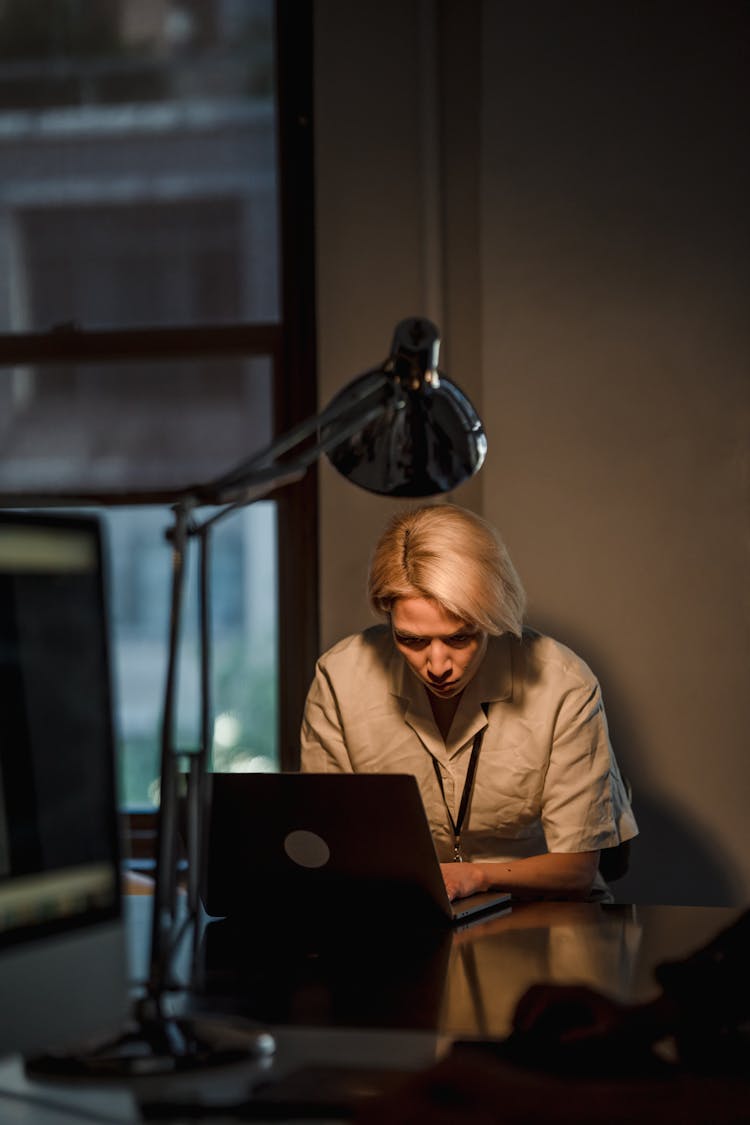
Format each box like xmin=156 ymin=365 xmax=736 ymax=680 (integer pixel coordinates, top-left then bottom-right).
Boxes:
xmin=0 ymin=511 xmax=128 ymax=1059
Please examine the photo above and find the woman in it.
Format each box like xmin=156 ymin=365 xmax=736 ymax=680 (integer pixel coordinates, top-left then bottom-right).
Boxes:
xmin=301 ymin=505 xmax=637 ymax=902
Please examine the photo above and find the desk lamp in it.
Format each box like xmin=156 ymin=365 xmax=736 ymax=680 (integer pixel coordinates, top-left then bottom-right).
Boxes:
xmin=18 ymin=316 xmax=487 ymax=1077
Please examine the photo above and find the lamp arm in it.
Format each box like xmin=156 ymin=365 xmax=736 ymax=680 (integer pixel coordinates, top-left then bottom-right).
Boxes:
xmin=194 ymin=368 xmax=395 ymax=504
xmin=194 ymin=397 xmax=388 ymax=512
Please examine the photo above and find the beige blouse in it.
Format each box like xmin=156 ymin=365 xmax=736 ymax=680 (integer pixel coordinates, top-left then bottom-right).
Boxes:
xmin=300 ymin=626 xmax=637 ymax=877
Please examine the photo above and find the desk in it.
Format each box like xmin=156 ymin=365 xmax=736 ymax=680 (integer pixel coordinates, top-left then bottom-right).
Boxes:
xmin=192 ymin=899 xmax=740 ymax=1039
xmin=0 ymin=899 xmax=745 ymax=1123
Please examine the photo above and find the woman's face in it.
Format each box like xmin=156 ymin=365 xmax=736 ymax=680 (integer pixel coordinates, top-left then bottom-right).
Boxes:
xmin=390 ymin=596 xmax=487 ymax=700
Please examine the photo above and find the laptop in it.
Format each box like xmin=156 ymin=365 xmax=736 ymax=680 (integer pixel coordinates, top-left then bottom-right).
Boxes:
xmin=204 ymin=773 xmax=511 ymax=933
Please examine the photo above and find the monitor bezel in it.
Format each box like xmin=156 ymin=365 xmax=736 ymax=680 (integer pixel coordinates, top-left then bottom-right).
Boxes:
xmin=0 ymin=509 xmax=123 ymax=955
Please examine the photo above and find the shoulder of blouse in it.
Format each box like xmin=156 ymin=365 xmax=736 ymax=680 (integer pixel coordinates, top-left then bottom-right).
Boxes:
xmin=515 ymin=627 xmax=599 ymax=691
xmin=316 ymin=624 xmax=393 ymax=674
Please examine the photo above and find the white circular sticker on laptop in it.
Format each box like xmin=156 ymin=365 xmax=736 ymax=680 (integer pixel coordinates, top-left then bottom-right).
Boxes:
xmin=283 ymin=829 xmax=330 ymax=868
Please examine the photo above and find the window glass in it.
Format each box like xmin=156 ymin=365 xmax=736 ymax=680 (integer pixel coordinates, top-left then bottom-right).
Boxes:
xmin=0 ymin=355 xmax=273 ymax=494
xmin=103 ymin=502 xmax=278 ymax=808
xmin=0 ymin=0 xmax=278 ymax=331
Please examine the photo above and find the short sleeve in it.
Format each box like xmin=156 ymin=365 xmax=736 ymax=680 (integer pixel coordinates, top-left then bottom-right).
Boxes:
xmin=300 ymin=660 xmax=355 ymax=773
xmin=541 ymin=676 xmax=638 ymax=853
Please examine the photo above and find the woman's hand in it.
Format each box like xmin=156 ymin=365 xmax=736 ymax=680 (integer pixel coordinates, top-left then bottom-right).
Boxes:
xmin=440 ymin=862 xmax=488 ymax=901
xmin=441 ymin=851 xmax=599 ymax=901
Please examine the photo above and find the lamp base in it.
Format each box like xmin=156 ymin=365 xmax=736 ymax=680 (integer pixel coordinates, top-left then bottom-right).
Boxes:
xmin=24 ymin=1008 xmax=275 ymax=1082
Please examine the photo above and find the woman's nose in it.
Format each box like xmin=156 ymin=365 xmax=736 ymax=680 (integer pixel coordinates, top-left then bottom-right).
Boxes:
xmin=426 ymin=643 xmax=451 ymax=681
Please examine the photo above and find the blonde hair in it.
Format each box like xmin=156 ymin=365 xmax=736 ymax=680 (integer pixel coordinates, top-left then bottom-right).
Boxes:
xmin=368 ymin=505 xmax=526 ymax=637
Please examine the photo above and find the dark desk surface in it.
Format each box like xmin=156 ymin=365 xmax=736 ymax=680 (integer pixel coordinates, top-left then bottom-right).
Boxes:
xmin=1 ymin=898 xmax=744 ymax=1124
xmin=128 ymin=895 xmax=741 ymax=1039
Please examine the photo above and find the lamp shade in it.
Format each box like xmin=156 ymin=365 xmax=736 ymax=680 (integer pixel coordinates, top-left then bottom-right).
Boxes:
xmin=324 ymin=318 xmax=487 ymax=497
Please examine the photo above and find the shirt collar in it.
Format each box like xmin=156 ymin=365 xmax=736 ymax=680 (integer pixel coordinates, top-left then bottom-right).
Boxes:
xmin=386 ymin=632 xmax=515 ymax=759
xmin=471 ymin=633 xmax=514 ymax=705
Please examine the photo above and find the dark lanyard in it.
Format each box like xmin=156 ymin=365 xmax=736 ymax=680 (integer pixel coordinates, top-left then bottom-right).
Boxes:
xmin=431 ymin=722 xmax=487 ymax=862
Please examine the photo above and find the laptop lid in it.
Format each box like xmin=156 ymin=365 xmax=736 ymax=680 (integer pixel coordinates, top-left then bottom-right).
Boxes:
xmin=204 ymin=773 xmax=510 ymax=931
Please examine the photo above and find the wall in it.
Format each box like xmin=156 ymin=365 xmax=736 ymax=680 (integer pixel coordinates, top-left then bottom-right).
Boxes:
xmin=314 ymin=1 xmax=749 ymax=905
xmin=479 ymin=1 xmax=749 ymax=906
xmin=314 ymin=0 xmax=484 ymax=648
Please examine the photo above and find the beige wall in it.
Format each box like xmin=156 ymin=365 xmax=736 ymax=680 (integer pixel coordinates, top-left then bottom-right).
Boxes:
xmin=314 ymin=0 xmax=484 ymax=648
xmin=314 ymin=1 xmax=749 ymax=906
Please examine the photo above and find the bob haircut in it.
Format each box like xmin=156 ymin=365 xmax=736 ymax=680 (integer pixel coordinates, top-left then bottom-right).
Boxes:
xmin=367 ymin=505 xmax=526 ymax=637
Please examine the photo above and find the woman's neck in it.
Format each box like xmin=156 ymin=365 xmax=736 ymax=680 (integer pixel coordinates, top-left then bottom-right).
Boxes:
xmin=427 ymin=690 xmax=463 ymax=742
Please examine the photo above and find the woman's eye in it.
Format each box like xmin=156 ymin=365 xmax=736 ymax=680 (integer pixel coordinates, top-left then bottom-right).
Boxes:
xmin=396 ymin=635 xmax=426 ymax=649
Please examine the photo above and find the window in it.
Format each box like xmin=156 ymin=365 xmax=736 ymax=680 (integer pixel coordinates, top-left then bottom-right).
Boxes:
xmin=0 ymin=0 xmax=317 ymax=811
xmin=102 ymin=501 xmax=278 ymax=807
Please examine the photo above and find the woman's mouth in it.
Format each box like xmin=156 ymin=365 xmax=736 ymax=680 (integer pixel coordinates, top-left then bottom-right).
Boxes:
xmin=428 ymin=679 xmax=457 ymax=694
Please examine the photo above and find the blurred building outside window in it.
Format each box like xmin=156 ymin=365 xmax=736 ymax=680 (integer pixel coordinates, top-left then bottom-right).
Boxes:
xmin=0 ymin=0 xmax=284 ymax=807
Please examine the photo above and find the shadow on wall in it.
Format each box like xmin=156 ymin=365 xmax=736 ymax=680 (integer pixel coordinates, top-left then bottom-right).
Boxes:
xmin=611 ymin=790 xmax=739 ymax=908
xmin=534 ymin=619 xmax=741 ymax=909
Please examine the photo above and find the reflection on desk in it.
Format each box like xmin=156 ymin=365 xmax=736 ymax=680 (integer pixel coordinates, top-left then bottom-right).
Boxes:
xmin=192 ymin=900 xmax=740 ymax=1041
xmin=443 ymin=900 xmax=643 ymax=1038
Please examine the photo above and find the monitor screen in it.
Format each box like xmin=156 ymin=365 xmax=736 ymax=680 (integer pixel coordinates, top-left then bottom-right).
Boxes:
xmin=0 ymin=511 xmax=128 ymax=1059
